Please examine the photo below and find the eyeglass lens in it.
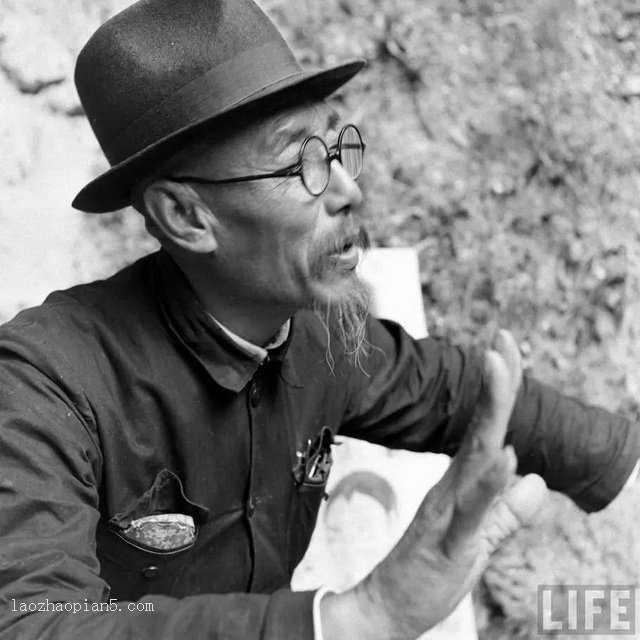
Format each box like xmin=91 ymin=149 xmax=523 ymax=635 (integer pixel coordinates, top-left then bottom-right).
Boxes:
xmin=301 ymin=137 xmax=330 ymax=196
xmin=339 ymin=125 xmax=364 ymax=180
xmin=300 ymin=125 xmax=364 ymax=196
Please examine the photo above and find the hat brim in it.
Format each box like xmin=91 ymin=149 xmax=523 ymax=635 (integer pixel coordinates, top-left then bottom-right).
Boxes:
xmin=72 ymin=60 xmax=366 ymax=213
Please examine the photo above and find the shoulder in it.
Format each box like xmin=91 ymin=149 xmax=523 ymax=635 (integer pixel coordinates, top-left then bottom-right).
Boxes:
xmin=0 ymin=252 xmax=161 ymax=377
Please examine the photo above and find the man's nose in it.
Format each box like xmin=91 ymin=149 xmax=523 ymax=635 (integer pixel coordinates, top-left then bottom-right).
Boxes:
xmin=322 ymin=158 xmax=363 ymax=215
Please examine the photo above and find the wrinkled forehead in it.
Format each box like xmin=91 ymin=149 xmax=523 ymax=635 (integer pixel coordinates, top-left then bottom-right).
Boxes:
xmin=259 ymin=100 xmax=341 ymax=151
xmin=166 ymin=99 xmax=340 ymax=174
xmin=215 ymin=99 xmax=340 ymax=156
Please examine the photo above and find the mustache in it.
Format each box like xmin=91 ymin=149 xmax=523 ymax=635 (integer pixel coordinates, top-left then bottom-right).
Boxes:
xmin=311 ymin=225 xmax=370 ymax=277
xmin=324 ymin=225 xmax=371 ymax=255
xmin=312 ymin=224 xmax=371 ymax=275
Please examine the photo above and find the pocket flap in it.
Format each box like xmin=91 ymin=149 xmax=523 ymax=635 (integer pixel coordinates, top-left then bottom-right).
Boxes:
xmin=109 ymin=469 xmax=210 ymax=530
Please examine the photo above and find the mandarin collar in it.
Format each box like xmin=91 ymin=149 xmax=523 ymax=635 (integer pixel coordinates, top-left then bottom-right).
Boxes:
xmin=151 ymin=250 xmax=301 ymax=392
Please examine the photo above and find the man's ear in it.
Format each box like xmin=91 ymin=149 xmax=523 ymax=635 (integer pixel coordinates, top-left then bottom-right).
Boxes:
xmin=142 ymin=180 xmax=218 ymax=253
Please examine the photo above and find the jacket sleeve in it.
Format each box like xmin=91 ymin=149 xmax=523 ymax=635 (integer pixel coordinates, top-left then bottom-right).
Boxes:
xmin=339 ymin=317 xmax=640 ymax=513
xmin=505 ymin=374 xmax=639 ymax=512
xmin=0 ymin=344 xmax=315 ymax=639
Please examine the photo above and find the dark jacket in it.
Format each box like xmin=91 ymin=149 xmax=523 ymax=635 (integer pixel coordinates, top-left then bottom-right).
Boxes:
xmin=0 ymin=250 xmax=636 ymax=639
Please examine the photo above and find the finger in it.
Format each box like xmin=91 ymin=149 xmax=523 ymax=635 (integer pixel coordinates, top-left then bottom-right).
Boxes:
xmin=443 ymin=446 xmax=513 ymax=559
xmin=408 ymin=439 xmax=500 ymax=533
xmin=424 ymin=350 xmax=516 ymax=530
xmin=492 ymin=329 xmax=522 ymax=398
xmin=481 ymin=473 xmax=547 ymax=552
xmin=466 ymin=348 xmax=515 ymax=452
xmin=413 ymin=348 xmax=518 ymax=527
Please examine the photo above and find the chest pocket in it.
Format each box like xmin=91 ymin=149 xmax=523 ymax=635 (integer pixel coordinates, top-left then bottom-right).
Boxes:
xmin=287 ymin=426 xmax=334 ymax=573
xmin=98 ymin=469 xmax=210 ymax=600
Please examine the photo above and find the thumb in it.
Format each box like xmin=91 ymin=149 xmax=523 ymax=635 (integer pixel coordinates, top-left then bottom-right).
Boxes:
xmin=481 ymin=473 xmax=547 ymax=552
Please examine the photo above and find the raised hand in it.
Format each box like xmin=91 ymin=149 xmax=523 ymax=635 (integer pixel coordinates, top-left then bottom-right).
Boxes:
xmin=321 ymin=330 xmax=548 ymax=640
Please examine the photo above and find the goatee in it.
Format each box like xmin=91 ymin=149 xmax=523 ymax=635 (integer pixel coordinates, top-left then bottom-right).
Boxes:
xmin=311 ymin=225 xmax=374 ymax=371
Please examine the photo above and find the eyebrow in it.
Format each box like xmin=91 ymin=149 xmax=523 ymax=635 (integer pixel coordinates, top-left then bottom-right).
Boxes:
xmin=270 ymin=109 xmax=342 ymax=156
xmin=327 ymin=110 xmax=341 ymax=132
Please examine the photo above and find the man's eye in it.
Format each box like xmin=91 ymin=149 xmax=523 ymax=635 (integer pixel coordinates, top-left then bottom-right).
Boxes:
xmin=280 ymin=144 xmax=301 ymax=165
xmin=283 ymin=164 xmax=300 ymax=177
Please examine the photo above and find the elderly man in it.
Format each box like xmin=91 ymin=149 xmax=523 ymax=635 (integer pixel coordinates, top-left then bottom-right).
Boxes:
xmin=0 ymin=0 xmax=637 ymax=638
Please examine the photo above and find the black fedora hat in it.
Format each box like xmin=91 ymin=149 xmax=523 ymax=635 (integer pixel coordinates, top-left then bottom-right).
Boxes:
xmin=72 ymin=0 xmax=365 ymax=213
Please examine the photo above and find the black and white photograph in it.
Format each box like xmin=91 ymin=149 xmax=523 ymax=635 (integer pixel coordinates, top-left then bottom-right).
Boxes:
xmin=1 ymin=1 xmax=639 ymax=638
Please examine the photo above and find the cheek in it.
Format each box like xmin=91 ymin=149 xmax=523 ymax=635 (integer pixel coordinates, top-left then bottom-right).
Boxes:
xmin=216 ymin=187 xmax=322 ymax=280
xmin=227 ymin=220 xmax=316 ymax=293
xmin=273 ymin=209 xmax=323 ymax=273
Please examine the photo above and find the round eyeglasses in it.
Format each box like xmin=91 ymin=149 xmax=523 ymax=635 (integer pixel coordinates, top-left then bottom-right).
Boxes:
xmin=168 ymin=124 xmax=365 ymax=196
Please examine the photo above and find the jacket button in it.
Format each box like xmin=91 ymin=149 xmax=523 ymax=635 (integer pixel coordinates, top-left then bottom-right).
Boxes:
xmin=247 ymin=496 xmax=257 ymax=517
xmin=142 ymin=566 xmax=159 ymax=579
xmin=250 ymin=385 xmax=260 ymax=407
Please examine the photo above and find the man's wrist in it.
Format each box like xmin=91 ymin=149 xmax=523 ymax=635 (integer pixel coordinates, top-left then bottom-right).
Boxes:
xmin=319 ymin=582 xmax=390 ymax=640
xmin=320 ymin=590 xmax=368 ymax=640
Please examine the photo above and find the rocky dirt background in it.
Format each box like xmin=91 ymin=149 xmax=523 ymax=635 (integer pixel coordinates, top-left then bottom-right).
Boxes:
xmin=2 ymin=0 xmax=640 ymax=637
